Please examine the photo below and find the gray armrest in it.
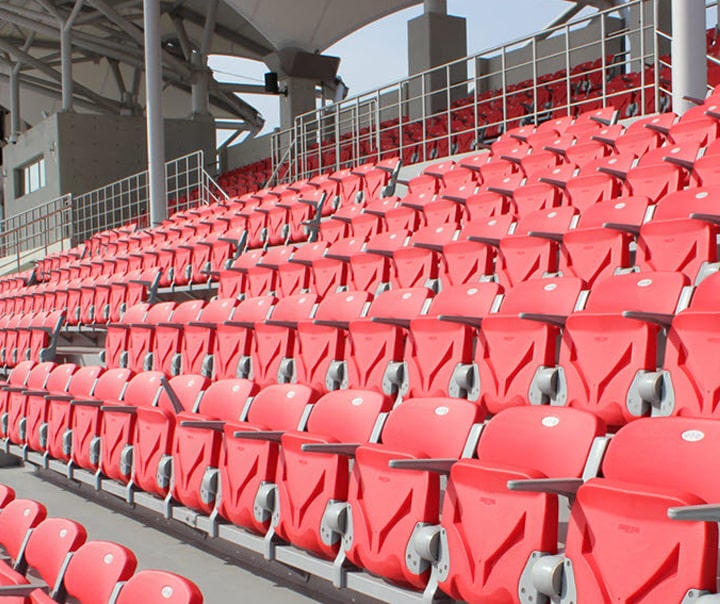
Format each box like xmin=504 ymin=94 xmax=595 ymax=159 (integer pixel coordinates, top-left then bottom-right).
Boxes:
xmin=371 ymin=317 xmax=411 ymax=329
xmin=507 ymin=478 xmax=583 ymax=498
xmin=313 ymin=319 xmax=350 ymax=330
xmin=438 ymin=315 xmax=483 ymax=328
xmin=388 ymin=458 xmax=455 ymax=474
xmin=301 ymin=443 xmax=360 ymax=456
xmin=0 ymin=584 xmax=48 ymax=597
xmin=602 ymin=222 xmax=641 ymax=235
xmin=265 ymin=320 xmax=299 ymax=329
xmin=690 ymin=212 xmax=720 ymax=226
xmin=527 ymin=231 xmax=564 ymax=243
xmin=179 ymin=420 xmax=225 ymax=431
xmin=519 ymin=313 xmax=566 ymax=327
xmin=621 ymin=311 xmax=674 ymax=327
xmin=539 ymin=176 xmax=569 ymax=188
xmin=597 ymin=166 xmax=627 ymax=179
xmin=223 ymin=320 xmax=256 ymax=329
xmin=467 ymin=235 xmax=501 ymax=247
xmin=100 ymin=405 xmax=136 ymax=413
xmin=70 ymin=399 xmax=102 ymax=407
xmin=45 ymin=394 xmax=74 ymax=401
xmin=668 ymin=503 xmax=720 ymax=522
xmin=231 ymin=430 xmax=284 ymax=442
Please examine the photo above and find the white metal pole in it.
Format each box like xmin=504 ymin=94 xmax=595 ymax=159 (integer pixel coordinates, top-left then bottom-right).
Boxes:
xmin=671 ymin=0 xmax=707 ymax=114
xmin=143 ymin=0 xmax=167 ymax=226
xmin=9 ymin=69 xmax=19 ymax=143
xmin=60 ymin=28 xmax=73 ymax=111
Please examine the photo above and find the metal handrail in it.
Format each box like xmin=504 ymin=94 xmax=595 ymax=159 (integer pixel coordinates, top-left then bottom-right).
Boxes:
xmin=270 ymin=0 xmax=675 ymax=181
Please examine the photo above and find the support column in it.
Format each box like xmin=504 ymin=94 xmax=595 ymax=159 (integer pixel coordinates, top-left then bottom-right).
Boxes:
xmin=191 ymin=0 xmax=218 ymax=117
xmin=407 ymin=0 xmax=467 ymax=119
xmin=9 ymin=69 xmax=19 ymax=144
xmin=60 ymin=0 xmax=85 ymax=112
xmin=671 ymin=0 xmax=707 ymax=114
xmin=143 ymin=0 xmax=167 ymax=226
xmin=279 ymin=77 xmax=316 ymax=130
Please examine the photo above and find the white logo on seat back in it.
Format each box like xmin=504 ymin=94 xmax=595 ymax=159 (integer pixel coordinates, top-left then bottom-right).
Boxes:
xmin=544 ymin=283 xmax=557 ymax=292
xmin=637 ymin=279 xmax=652 ymax=287
xmin=682 ymin=430 xmax=704 ymax=442
xmin=541 ymin=416 xmax=560 ymax=427
xmin=161 ymin=586 xmax=174 ymax=598
xmin=351 ymin=398 xmax=363 ymax=406
xmin=104 ymin=554 xmax=113 ymax=564
xmin=435 ymin=406 xmax=449 ymax=416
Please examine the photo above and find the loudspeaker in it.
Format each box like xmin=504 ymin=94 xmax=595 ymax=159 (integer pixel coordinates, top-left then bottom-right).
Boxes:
xmin=264 ymin=72 xmax=279 ymax=94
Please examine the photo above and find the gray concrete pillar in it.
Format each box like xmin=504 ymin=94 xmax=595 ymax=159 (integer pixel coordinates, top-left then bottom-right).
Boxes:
xmin=407 ymin=9 xmax=467 ymax=119
xmin=9 ymin=69 xmax=19 ymax=144
xmin=280 ymin=77 xmax=317 ymax=130
xmin=143 ymin=0 xmax=167 ymax=226
xmin=671 ymin=0 xmax=707 ymax=114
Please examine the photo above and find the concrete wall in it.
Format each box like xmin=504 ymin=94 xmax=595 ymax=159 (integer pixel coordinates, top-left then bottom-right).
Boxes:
xmin=2 ymin=112 xmax=215 ymax=219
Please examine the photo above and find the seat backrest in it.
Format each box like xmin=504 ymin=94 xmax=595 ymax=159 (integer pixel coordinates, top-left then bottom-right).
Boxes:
xmin=245 ymin=384 xmax=318 ymax=430
xmin=425 ymin=282 xmax=501 ymax=318
xmin=266 ymin=294 xmax=318 ymax=323
xmin=121 ymin=371 xmax=165 ymax=408
xmin=8 ymin=361 xmax=36 ymax=386
xmin=512 ymin=206 xmax=579 ymax=237
xmin=311 ymin=290 xmax=371 ymax=322
xmin=602 ymin=417 xmax=720 ymax=503
xmin=67 ymin=365 xmax=105 ymax=397
xmin=42 ymin=364 xmax=78 ymax=394
xmin=90 ymin=368 xmax=134 ymax=401
xmin=574 ymin=196 xmax=650 ymax=230
xmin=115 ymin=570 xmax=203 ymax=604
xmin=287 ymin=241 xmax=328 ymax=264
xmin=366 ymin=287 xmax=433 ymax=319
xmin=63 ymin=541 xmax=137 ymax=604
xmin=0 ymin=485 xmax=14 ymax=509
xmin=305 ymin=390 xmax=390 ymax=443
xmin=169 ymin=300 xmax=205 ymax=325
xmin=145 ymin=301 xmax=177 ymax=323
xmin=258 ymin=245 xmax=296 ymax=267
xmin=232 ymin=295 xmax=276 ymax=322
xmin=24 ymin=362 xmax=56 ymax=390
xmin=582 ymin=271 xmax=689 ymax=315
xmin=119 ymin=303 xmax=149 ymax=325
xmin=477 ymin=406 xmax=605 ymax=477
xmin=0 ymin=499 xmax=47 ymax=562
xmin=651 ymin=186 xmax=720 ymax=221
xmin=688 ymin=270 xmax=720 ymax=311
xmin=497 ymin=277 xmax=585 ymax=316
xmin=194 ymin=298 xmax=237 ymax=324
xmin=24 ymin=518 xmax=87 ymax=590
xmin=197 ymin=379 xmax=257 ymax=421
xmin=378 ymin=398 xmax=485 ymax=458
xmin=157 ymin=375 xmax=210 ymax=413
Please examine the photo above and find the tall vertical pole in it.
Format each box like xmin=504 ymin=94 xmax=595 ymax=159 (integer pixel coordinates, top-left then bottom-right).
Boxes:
xmin=60 ymin=0 xmax=84 ymax=112
xmin=671 ymin=0 xmax=707 ymax=114
xmin=143 ymin=0 xmax=167 ymax=226
xmin=9 ymin=69 xmax=20 ymax=144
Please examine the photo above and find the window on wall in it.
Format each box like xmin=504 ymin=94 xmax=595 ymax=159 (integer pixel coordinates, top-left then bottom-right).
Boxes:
xmin=15 ymin=156 xmax=46 ymax=198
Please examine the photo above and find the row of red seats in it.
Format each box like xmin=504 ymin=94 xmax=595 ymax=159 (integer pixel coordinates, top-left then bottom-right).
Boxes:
xmin=0 ymin=483 xmax=201 ymax=603
xmin=3 ymin=358 xmax=720 ymax=602
xmin=96 ymin=269 xmax=720 ymax=423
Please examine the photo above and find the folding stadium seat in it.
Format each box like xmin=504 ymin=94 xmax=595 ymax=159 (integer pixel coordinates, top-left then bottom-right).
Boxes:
xmin=104 ymin=303 xmax=149 ymax=369
xmin=179 ymin=298 xmax=237 ymax=377
xmin=497 ymin=207 xmax=579 ymax=288
xmin=558 ymin=271 xmax=690 ymax=427
xmin=275 ymin=241 xmax=328 ymax=297
xmin=132 ymin=375 xmax=210 ymax=500
xmin=636 ymin=186 xmax=720 ymax=281
xmin=217 ymin=383 xmax=319 ymax=534
xmin=0 ymin=361 xmax=43 ymax=422
xmin=669 ymin=115 xmax=720 ymax=146
xmin=28 ymin=541 xmax=136 ymax=604
xmin=464 ymin=191 xmax=512 ymax=219
xmin=560 ymin=196 xmax=651 ymax=286
xmin=624 ymin=160 xmax=684 ymax=203
xmin=511 ymin=181 xmax=563 ymax=218
xmin=170 ymin=380 xmax=258 ymax=514
xmin=26 ymin=311 xmax=64 ymax=365
xmin=340 ymin=398 xmax=485 ymax=589
xmin=405 ymin=283 xmax=501 ymax=401
xmin=391 ymin=223 xmax=459 ymax=290
xmin=0 ymin=518 xmax=86 ymax=602
xmin=216 ymin=248 xmax=265 ymax=299
xmin=292 ymin=291 xmax=372 ymax=393
xmin=243 ymin=246 xmax=296 ymax=298
xmin=68 ymin=368 xmax=134 ymax=473
xmin=3 ymin=362 xmax=55 ymax=441
xmin=564 ymin=168 xmax=622 ymax=212
xmin=44 ymin=366 xmax=105 ymax=463
xmin=0 ymin=499 xmax=47 ymax=572
xmin=348 ymin=231 xmax=409 ymax=295
xmin=114 ymin=570 xmax=203 ymax=604
xmin=107 ymin=268 xmax=160 ymax=323
xmin=345 ymin=287 xmax=433 ymax=398
xmin=268 ymin=389 xmax=391 ymax=560
xmin=528 ymin=417 xmax=720 ymax=604
xmin=471 ymin=277 xmax=583 ymax=416
xmin=250 ymin=293 xmax=318 ymax=388
xmin=651 ymin=272 xmax=720 ymax=419
xmin=309 ymin=237 xmax=366 ymax=298
xmin=119 ymin=301 xmax=175 ymax=374
xmin=432 ymin=406 xmax=606 ymax=603
xmin=151 ymin=300 xmax=205 ymax=375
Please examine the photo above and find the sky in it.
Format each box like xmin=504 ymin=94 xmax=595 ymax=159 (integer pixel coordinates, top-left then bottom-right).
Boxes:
xmin=209 ymin=0 xmax=591 ymax=140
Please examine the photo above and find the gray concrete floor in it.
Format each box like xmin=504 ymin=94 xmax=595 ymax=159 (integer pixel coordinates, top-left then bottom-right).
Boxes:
xmin=0 ymin=464 xmax=336 ymax=604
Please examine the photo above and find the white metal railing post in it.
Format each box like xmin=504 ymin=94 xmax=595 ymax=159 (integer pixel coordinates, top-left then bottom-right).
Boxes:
xmin=565 ymin=23 xmax=572 ymax=116
xmin=601 ymin=12 xmax=607 ymax=108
